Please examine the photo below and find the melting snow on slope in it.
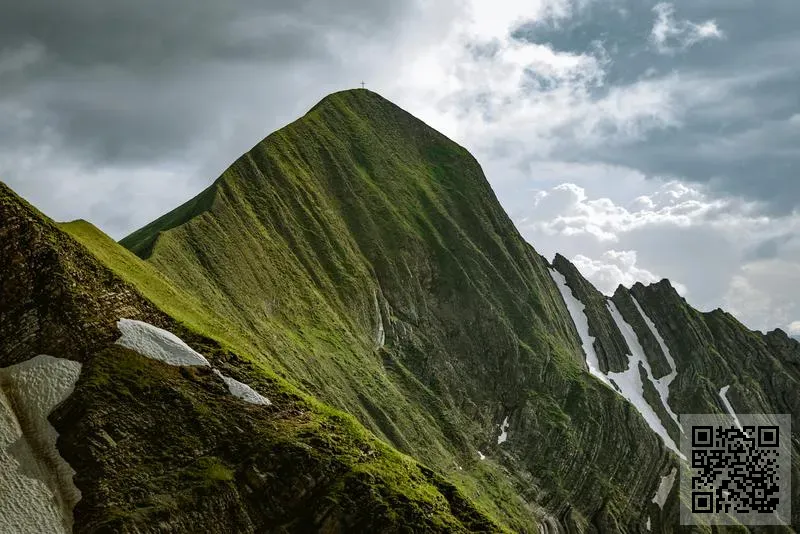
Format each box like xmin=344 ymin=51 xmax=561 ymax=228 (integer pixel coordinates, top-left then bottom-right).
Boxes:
xmin=0 ymin=355 xmax=82 ymax=534
xmin=116 ymin=319 xmax=273 ymax=406
xmin=718 ymin=385 xmax=743 ymax=430
xmin=651 ymin=468 xmax=676 ymax=509
xmin=606 ymin=302 xmax=684 ymax=459
xmin=631 ymin=297 xmax=682 ymax=431
xmin=373 ymin=291 xmax=386 ymax=348
xmin=549 ymin=270 xmax=684 ymax=458
xmin=497 ymin=416 xmax=510 ymax=445
xmin=548 ymin=269 xmax=613 ymax=388
xmin=116 ymin=319 xmax=210 ymax=366
xmin=213 ymin=369 xmax=271 ymax=405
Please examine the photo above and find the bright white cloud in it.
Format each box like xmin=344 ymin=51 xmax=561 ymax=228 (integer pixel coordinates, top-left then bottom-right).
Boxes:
xmin=509 ymin=177 xmax=800 ymax=334
xmin=572 ymin=250 xmax=690 ymax=296
xmin=572 ymin=251 xmax=659 ymax=293
xmin=517 ymin=180 xmax=724 ymax=244
xmin=650 ymin=3 xmax=724 ymax=55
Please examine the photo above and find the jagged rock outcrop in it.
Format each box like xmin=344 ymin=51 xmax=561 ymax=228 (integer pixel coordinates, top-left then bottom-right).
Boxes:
xmin=552 ymin=254 xmax=631 ymax=373
xmin=553 ymin=255 xmax=800 ymax=530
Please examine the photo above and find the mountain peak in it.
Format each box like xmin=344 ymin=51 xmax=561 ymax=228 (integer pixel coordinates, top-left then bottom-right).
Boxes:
xmin=122 ymin=85 xmax=484 ymax=261
xmin=309 ymin=87 xmax=386 ymax=108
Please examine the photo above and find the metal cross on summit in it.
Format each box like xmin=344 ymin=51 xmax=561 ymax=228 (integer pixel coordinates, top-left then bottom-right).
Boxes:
xmin=360 ymin=81 xmax=365 ymax=89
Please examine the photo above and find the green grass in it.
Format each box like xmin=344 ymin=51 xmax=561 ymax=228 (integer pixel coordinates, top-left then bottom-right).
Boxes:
xmin=97 ymin=89 xmax=675 ymax=530
xmin=65 ymin=89 xmax=800 ymax=531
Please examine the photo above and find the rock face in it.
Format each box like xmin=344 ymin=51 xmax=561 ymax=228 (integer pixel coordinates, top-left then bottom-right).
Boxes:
xmin=1 ymin=89 xmax=799 ymax=533
xmin=552 ymin=257 xmax=800 ymax=531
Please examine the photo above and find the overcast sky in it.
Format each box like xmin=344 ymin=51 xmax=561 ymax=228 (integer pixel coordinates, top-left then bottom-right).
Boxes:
xmin=2 ymin=0 xmax=799 ymax=336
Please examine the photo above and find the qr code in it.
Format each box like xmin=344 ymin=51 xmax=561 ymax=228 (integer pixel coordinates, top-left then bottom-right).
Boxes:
xmin=680 ymin=414 xmax=791 ymax=526
xmin=691 ymin=425 xmax=780 ymax=513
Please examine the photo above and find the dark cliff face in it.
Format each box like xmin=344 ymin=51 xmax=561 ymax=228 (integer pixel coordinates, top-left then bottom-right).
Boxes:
xmin=0 ymin=183 xmax=167 ymax=366
xmin=2 ymin=90 xmax=799 ymax=533
xmin=551 ymin=254 xmax=632 ymax=374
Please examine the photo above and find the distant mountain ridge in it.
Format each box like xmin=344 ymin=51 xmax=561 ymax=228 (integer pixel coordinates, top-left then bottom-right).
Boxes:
xmin=1 ymin=89 xmax=798 ymax=533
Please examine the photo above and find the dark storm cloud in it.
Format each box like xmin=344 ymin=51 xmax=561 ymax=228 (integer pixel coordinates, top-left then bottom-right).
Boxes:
xmin=0 ymin=0 xmax=401 ymax=68
xmin=511 ymin=0 xmax=800 ymax=214
xmin=0 ymin=0 xmax=412 ymax=167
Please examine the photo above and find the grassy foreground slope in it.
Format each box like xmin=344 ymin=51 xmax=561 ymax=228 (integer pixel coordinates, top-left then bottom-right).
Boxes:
xmin=116 ymin=89 xmax=679 ymax=531
xmin=2 ymin=180 xmax=510 ymax=533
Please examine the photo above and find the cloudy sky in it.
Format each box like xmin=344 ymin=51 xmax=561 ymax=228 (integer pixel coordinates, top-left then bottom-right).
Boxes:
xmin=2 ymin=0 xmax=799 ymax=335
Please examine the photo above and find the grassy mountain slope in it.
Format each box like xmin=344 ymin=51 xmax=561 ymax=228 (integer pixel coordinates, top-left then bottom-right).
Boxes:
xmin=117 ymin=89 xmax=683 ymax=531
xmin=1 ymin=181 xmax=510 ymax=533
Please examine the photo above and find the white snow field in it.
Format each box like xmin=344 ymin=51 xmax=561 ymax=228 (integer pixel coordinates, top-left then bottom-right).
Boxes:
xmin=116 ymin=318 xmax=211 ymax=367
xmin=117 ymin=318 xmax=272 ymax=406
xmin=631 ymin=298 xmax=682 ymax=431
xmin=548 ymin=268 xmax=613 ymax=388
xmin=213 ymin=369 xmax=271 ymax=405
xmin=651 ymin=467 xmax=676 ymax=509
xmin=0 ymin=355 xmax=82 ymax=534
xmin=497 ymin=416 xmax=510 ymax=445
xmin=718 ymin=385 xmax=743 ymax=430
xmin=607 ymin=302 xmax=683 ymax=458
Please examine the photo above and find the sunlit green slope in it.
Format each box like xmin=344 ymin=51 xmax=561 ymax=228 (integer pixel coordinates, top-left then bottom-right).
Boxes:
xmin=114 ymin=89 xmax=676 ymax=531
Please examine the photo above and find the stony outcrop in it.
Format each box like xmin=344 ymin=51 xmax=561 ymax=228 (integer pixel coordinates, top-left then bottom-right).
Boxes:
xmin=552 ymin=254 xmax=631 ymax=373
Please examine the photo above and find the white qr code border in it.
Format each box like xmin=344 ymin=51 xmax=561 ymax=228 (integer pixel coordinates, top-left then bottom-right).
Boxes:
xmin=679 ymin=413 xmax=791 ymax=526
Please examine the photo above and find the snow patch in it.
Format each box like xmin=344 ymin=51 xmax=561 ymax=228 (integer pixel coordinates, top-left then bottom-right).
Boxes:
xmin=213 ymin=369 xmax=271 ymax=406
xmin=652 ymin=468 xmax=676 ymax=509
xmin=607 ymin=302 xmax=684 ymax=459
xmin=548 ymin=270 xmax=684 ymax=459
xmin=116 ymin=319 xmax=274 ymax=408
xmin=646 ymin=517 xmax=651 ymax=531
xmin=497 ymin=416 xmax=510 ymax=445
xmin=373 ymin=292 xmax=386 ymax=348
xmin=116 ymin=318 xmax=210 ymax=367
xmin=477 ymin=450 xmax=486 ymax=460
xmin=631 ymin=297 xmax=682 ymax=432
xmin=548 ymin=268 xmax=613 ymax=388
xmin=0 ymin=355 xmax=82 ymax=533
xmin=719 ymin=385 xmax=743 ymax=430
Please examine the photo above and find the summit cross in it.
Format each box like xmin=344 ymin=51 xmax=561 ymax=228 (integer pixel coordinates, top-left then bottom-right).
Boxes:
xmin=360 ymin=81 xmax=365 ymax=89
